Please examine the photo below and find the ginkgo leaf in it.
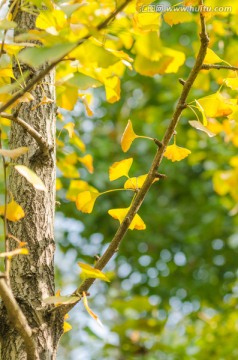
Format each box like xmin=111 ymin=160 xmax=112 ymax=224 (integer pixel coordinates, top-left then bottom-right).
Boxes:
xmin=109 ymin=158 xmax=133 ymax=181
xmin=0 ymin=19 xmax=17 ymax=30
xmin=78 ymin=262 xmax=110 ymax=282
xmin=163 ymin=10 xmax=193 ymax=26
xmin=0 ymin=248 xmax=28 ymax=257
xmin=82 ymin=292 xmax=103 ymax=328
xmin=195 ymin=99 xmax=208 ymax=126
xmin=78 ymin=154 xmax=94 ymax=174
xmin=164 ymin=144 xmax=191 ymax=162
xmin=15 ymin=165 xmax=47 ymax=191
xmin=0 ymin=147 xmax=28 ymax=159
xmin=204 ymin=48 xmax=223 ymax=64
xmin=43 ymin=295 xmax=79 ymax=305
xmin=63 ymin=122 xmax=75 ymax=138
xmin=104 ymin=76 xmax=121 ymax=103
xmin=124 ymin=174 xmax=158 ymax=190
xmin=189 ymin=120 xmax=216 ymax=137
xmin=66 ymin=180 xmax=97 ymax=201
xmin=198 ymin=93 xmax=233 ymax=118
xmin=108 ymin=207 xmax=146 ymax=230
xmin=63 ymin=321 xmax=72 ymax=333
xmin=121 ymin=120 xmax=139 ymax=152
xmin=76 ymin=190 xmax=99 ymax=213
xmin=0 ymin=200 xmax=25 ymax=222
xmin=224 ymin=77 xmax=238 ymax=90
xmin=70 ymin=134 xmax=86 ymax=152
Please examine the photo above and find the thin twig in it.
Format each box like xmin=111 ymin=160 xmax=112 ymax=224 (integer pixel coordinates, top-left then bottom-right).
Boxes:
xmin=0 ymin=0 xmax=132 ymax=113
xmin=0 ymin=112 xmax=51 ymax=152
xmin=57 ymin=1 xmax=210 ymax=315
xmin=201 ymin=64 xmax=238 ymax=71
xmin=0 ymin=276 xmax=38 ymax=360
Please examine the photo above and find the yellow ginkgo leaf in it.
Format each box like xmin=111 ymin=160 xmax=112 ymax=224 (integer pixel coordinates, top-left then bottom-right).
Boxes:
xmin=66 ymin=180 xmax=97 ymax=201
xmin=104 ymin=76 xmax=121 ymax=103
xmin=82 ymin=292 xmax=103 ymax=328
xmin=78 ymin=262 xmax=110 ymax=282
xmin=0 ymin=147 xmax=28 ymax=159
xmin=164 ymin=144 xmax=191 ymax=162
xmin=43 ymin=295 xmax=79 ymax=305
xmin=63 ymin=321 xmax=72 ymax=333
xmin=124 ymin=174 xmax=158 ymax=190
xmin=0 ymin=200 xmax=25 ymax=222
xmin=78 ymin=154 xmax=94 ymax=174
xmin=121 ymin=120 xmax=139 ymax=152
xmin=198 ymin=93 xmax=233 ymax=118
xmin=224 ymin=77 xmax=238 ymax=90
xmin=15 ymin=165 xmax=47 ymax=191
xmin=189 ymin=120 xmax=216 ymax=138
xmin=195 ymin=99 xmax=208 ymax=126
xmin=16 ymin=92 xmax=34 ymax=104
xmin=109 ymin=158 xmax=133 ymax=181
xmin=63 ymin=122 xmax=75 ymax=138
xmin=204 ymin=48 xmax=223 ymax=64
xmin=76 ymin=190 xmax=99 ymax=213
xmin=108 ymin=207 xmax=146 ymax=230
xmin=0 ymin=248 xmax=28 ymax=257
xmin=163 ymin=10 xmax=193 ymax=26
xmin=70 ymin=134 xmax=86 ymax=152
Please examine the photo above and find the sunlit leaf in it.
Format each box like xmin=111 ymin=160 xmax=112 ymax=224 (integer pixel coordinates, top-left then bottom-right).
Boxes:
xmin=198 ymin=93 xmax=233 ymax=118
xmin=121 ymin=120 xmax=139 ymax=152
xmin=18 ymin=43 xmax=76 ymax=68
xmin=78 ymin=154 xmax=94 ymax=174
xmin=0 ymin=147 xmax=28 ymax=159
xmin=63 ymin=122 xmax=75 ymax=138
xmin=189 ymin=120 xmax=216 ymax=137
xmin=36 ymin=9 xmax=67 ymax=32
xmin=82 ymin=292 xmax=103 ymax=328
xmin=16 ymin=92 xmax=35 ymax=104
xmin=195 ymin=99 xmax=208 ymax=126
xmin=63 ymin=321 xmax=72 ymax=333
xmin=70 ymin=134 xmax=86 ymax=152
xmin=108 ymin=207 xmax=146 ymax=230
xmin=0 ymin=248 xmax=28 ymax=257
xmin=104 ymin=76 xmax=121 ymax=103
xmin=204 ymin=48 xmax=223 ymax=64
xmin=163 ymin=10 xmax=193 ymax=26
xmin=164 ymin=144 xmax=191 ymax=162
xmin=124 ymin=174 xmax=158 ymax=190
xmin=0 ymin=200 xmax=25 ymax=222
xmin=43 ymin=295 xmax=79 ymax=305
xmin=76 ymin=190 xmax=99 ymax=213
xmin=66 ymin=180 xmax=97 ymax=201
xmin=78 ymin=262 xmax=110 ymax=282
xmin=109 ymin=158 xmax=133 ymax=181
xmin=224 ymin=77 xmax=238 ymax=90
xmin=0 ymin=19 xmax=17 ymax=30
xmin=15 ymin=165 xmax=47 ymax=191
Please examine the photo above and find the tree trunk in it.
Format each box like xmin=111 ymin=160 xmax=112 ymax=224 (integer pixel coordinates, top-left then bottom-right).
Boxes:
xmin=0 ymin=5 xmax=63 ymax=359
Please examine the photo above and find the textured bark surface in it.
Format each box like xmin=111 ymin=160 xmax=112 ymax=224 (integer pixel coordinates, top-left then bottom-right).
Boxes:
xmin=0 ymin=5 xmax=63 ymax=360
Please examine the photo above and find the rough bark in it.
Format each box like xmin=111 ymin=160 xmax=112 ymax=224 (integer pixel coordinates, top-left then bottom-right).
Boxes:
xmin=0 ymin=5 xmax=63 ymax=360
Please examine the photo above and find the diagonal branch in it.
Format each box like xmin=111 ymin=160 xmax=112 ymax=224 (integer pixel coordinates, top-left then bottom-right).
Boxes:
xmin=0 ymin=0 xmax=132 ymax=113
xmin=57 ymin=2 xmax=210 ymax=316
xmin=0 ymin=112 xmax=51 ymax=153
xmin=0 ymin=275 xmax=38 ymax=360
xmin=201 ymin=64 xmax=238 ymax=71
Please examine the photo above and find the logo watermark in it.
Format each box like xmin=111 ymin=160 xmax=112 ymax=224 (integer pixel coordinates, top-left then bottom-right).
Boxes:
xmin=139 ymin=4 xmax=232 ymax=13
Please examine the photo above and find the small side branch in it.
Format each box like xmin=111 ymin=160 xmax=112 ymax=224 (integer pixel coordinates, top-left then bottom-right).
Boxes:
xmin=201 ymin=64 xmax=238 ymax=71
xmin=0 ymin=112 xmax=51 ymax=153
xmin=0 ymin=276 xmax=38 ymax=360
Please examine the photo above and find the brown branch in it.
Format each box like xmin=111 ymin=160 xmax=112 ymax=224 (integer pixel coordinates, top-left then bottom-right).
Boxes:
xmin=0 ymin=112 xmax=51 ymax=153
xmin=0 ymin=0 xmax=132 ymax=113
xmin=201 ymin=64 xmax=238 ymax=71
xmin=56 ymin=2 xmax=210 ymax=316
xmin=0 ymin=275 xmax=38 ymax=360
